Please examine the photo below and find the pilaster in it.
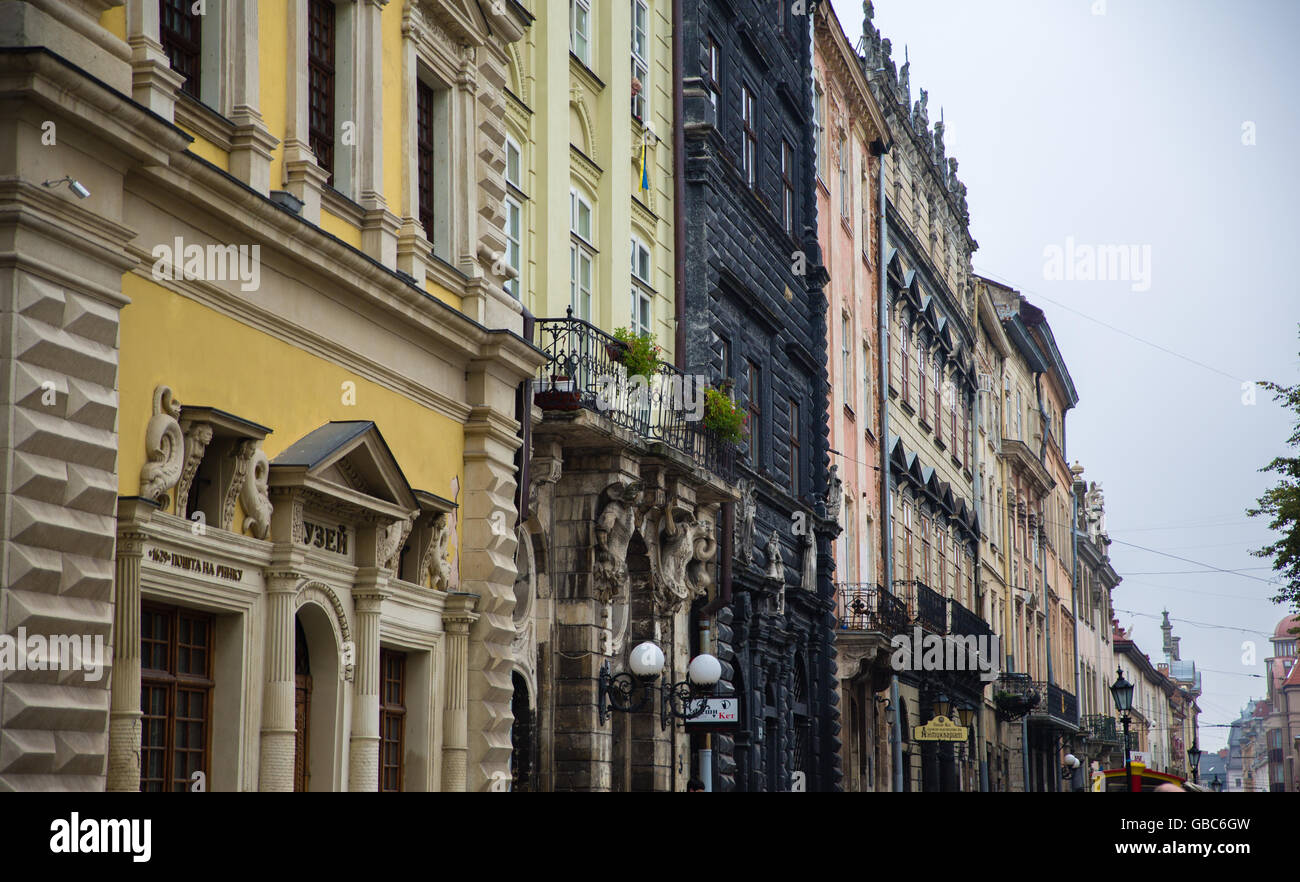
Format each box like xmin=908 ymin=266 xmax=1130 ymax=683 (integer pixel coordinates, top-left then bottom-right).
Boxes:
xmin=258 ymin=570 xmax=301 ymax=791
xmin=440 ymin=593 xmax=479 ymax=791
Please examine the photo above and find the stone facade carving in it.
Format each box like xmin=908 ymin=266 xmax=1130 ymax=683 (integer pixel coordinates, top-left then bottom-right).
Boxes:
xmin=800 ymin=529 xmax=817 ymax=593
xmin=736 ymin=477 xmax=757 ymax=567
xmin=645 ymin=505 xmax=714 ymax=617
xmin=765 ymin=529 xmax=785 ymax=582
xmin=174 ymin=421 xmax=213 ymax=516
xmin=240 ymin=443 xmax=273 ymax=539
xmin=220 ymin=440 xmax=258 ymax=530
xmin=825 ymin=464 xmax=843 ymax=521
xmin=421 ymin=511 xmax=454 ymax=589
xmin=379 ymin=513 xmax=415 ymax=571
xmin=140 ymin=385 xmax=184 ymax=505
xmin=687 ymin=506 xmax=719 ymax=601
xmin=294 ymin=581 xmax=355 ymax=682
xmin=593 ymin=480 xmax=643 ymax=604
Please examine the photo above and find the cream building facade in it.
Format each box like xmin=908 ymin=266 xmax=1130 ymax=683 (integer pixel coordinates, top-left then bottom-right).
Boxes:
xmin=0 ymin=0 xmax=543 ymax=791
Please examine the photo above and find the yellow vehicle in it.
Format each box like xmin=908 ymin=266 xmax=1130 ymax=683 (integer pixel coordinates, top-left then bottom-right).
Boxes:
xmin=1091 ymin=761 xmax=1190 ymax=792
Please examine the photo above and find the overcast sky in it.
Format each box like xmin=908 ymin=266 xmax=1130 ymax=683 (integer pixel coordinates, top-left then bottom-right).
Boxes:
xmin=830 ymin=0 xmax=1300 ymax=753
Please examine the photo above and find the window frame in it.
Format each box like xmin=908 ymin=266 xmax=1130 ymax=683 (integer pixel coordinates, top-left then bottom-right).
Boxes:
xmin=788 ymin=397 xmax=801 ymax=496
xmin=630 ymin=236 xmax=653 ymax=336
xmin=159 ymin=0 xmax=202 ymax=99
xmin=705 ymin=35 xmax=723 ymax=114
xmin=747 ymin=359 xmax=762 ymax=469
xmin=570 ymin=188 xmax=595 ymax=321
xmin=571 ymin=0 xmax=592 ymax=66
xmin=140 ymin=604 xmax=214 ymax=793
xmin=504 ymin=135 xmax=525 ymax=300
xmin=781 ymin=138 xmax=796 ymax=236
xmin=379 ymin=648 xmax=406 ymax=792
xmin=631 ymin=0 xmax=650 ymax=121
xmin=741 ymin=84 xmax=757 ymax=189
xmin=308 ymin=0 xmax=337 ymax=186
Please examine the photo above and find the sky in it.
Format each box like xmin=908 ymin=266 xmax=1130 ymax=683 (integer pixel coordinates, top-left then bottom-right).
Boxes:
xmin=829 ymin=0 xmax=1300 ymax=753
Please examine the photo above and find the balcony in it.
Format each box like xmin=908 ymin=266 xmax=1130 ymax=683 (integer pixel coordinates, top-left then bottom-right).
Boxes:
xmin=533 ymin=312 xmax=736 ymax=481
xmin=1082 ymin=714 xmax=1121 ymax=747
xmin=949 ymin=597 xmax=993 ymax=639
xmin=1028 ymin=680 xmax=1078 ymax=729
xmin=912 ymin=581 xmax=948 ymax=635
xmin=835 ymin=583 xmax=910 ymax=635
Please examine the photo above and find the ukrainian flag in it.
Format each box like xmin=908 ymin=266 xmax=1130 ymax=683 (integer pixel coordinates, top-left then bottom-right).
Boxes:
xmin=640 ymin=138 xmax=650 ymax=193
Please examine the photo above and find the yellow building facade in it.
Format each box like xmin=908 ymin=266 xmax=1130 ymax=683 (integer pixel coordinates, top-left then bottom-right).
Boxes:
xmin=1 ymin=0 xmax=542 ymax=791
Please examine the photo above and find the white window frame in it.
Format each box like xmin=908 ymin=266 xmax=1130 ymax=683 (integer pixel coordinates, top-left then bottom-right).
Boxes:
xmin=570 ymin=188 xmax=594 ymax=320
xmin=631 ymin=236 xmax=653 ymax=336
xmin=571 ymin=0 xmax=592 ymax=66
xmin=504 ymin=135 xmax=524 ymax=299
xmin=813 ymin=79 xmax=825 ymax=181
xmin=631 ymin=0 xmax=650 ymax=121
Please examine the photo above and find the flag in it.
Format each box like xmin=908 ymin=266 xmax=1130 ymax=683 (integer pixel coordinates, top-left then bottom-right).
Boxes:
xmin=640 ymin=137 xmax=650 ymax=193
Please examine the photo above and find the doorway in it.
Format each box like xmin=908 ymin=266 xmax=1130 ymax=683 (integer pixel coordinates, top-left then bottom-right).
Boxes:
xmin=294 ymin=618 xmax=311 ymax=793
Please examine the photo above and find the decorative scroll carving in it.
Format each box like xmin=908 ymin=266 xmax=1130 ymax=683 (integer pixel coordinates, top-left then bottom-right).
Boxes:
xmin=593 ymin=480 xmax=643 ymax=604
xmin=240 ymin=444 xmax=273 ymax=539
xmin=174 ymin=421 xmax=213 ymax=516
xmin=645 ymin=505 xmax=696 ymax=617
xmin=379 ymin=513 xmax=415 ymax=571
xmin=140 ymin=386 xmax=184 ymax=505
xmin=687 ymin=506 xmax=720 ymax=602
xmin=735 ymin=478 xmax=757 ymax=568
xmin=221 ymin=440 xmax=258 ymax=531
xmin=420 ymin=511 xmax=454 ymax=589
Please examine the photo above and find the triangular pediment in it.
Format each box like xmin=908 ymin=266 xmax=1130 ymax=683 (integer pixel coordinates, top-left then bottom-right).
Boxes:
xmin=269 ymin=421 xmax=419 ymax=518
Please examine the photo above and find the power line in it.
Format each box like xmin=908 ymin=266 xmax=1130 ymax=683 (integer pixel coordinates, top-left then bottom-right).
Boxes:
xmin=1109 ymin=538 xmax=1280 ymax=585
xmin=1114 ymin=606 xmax=1276 ymax=638
xmin=1118 ymin=567 xmax=1274 ymax=576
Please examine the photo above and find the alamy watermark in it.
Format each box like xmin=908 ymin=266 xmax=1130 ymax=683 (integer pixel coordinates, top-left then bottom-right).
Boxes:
xmin=1042 ymin=236 xmax=1151 ymax=292
xmin=0 ymin=627 xmax=105 ymax=682
xmin=151 ymin=236 xmax=261 ymax=292
xmin=890 ymin=626 xmax=1001 ymax=683
xmin=594 ymin=371 xmax=706 ymax=422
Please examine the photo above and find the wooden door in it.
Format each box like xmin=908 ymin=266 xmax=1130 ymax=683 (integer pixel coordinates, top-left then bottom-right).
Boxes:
xmin=294 ymin=673 xmax=311 ymax=792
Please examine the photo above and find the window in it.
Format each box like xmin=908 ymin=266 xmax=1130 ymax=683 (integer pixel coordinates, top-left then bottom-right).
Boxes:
xmin=839 ymin=133 xmax=850 ymax=218
xmin=862 ymin=341 xmax=873 ymax=432
xmin=159 ymin=0 xmax=202 ymax=99
xmin=140 ymin=605 xmax=213 ymax=792
xmin=788 ymin=398 xmax=801 ymax=495
xmin=747 ymin=359 xmax=762 ymax=468
xmin=920 ymin=515 xmax=930 ymax=584
xmin=570 ymin=190 xmax=594 ymax=320
xmin=741 ymin=85 xmax=757 ymax=188
xmin=919 ymin=349 xmax=928 ymax=423
xmin=903 ymin=501 xmax=914 ymax=583
xmin=308 ymin=0 xmax=336 ymax=185
xmin=631 ymin=0 xmax=649 ymax=120
xmin=901 ymin=323 xmax=911 ymax=399
xmin=934 ymin=363 xmax=942 ymax=440
xmin=504 ymin=137 xmax=524 ymax=299
xmin=813 ymin=80 xmax=826 ymax=180
xmin=862 ymin=153 xmax=872 ymax=258
xmin=718 ymin=335 xmax=731 ymax=384
xmin=571 ymin=0 xmax=591 ymax=65
xmin=417 ymin=79 xmax=436 ymax=237
xmin=841 ymin=316 xmax=852 ymax=410
xmin=380 ymin=649 xmax=406 ymax=792
xmin=937 ymin=525 xmax=947 ymax=595
xmin=781 ymin=139 xmax=796 ymax=236
xmin=705 ymin=36 xmax=722 ymax=113
xmin=631 ymin=237 xmax=653 ymax=336
xmin=846 ymin=500 xmax=857 ymax=580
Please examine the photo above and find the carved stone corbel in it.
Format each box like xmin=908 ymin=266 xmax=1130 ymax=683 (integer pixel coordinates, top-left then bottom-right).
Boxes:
xmin=221 ymin=440 xmax=258 ymax=531
xmin=174 ymin=421 xmax=213 ymax=516
xmin=240 ymin=443 xmax=274 ymax=539
xmin=379 ymin=513 xmax=416 ymax=572
xmin=420 ymin=511 xmax=454 ymax=589
xmin=593 ymin=480 xmax=643 ymax=604
xmin=140 ymin=386 xmax=184 ymax=505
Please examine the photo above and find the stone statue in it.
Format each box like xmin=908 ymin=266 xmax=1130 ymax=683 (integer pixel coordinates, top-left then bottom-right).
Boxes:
xmin=800 ymin=529 xmax=817 ymax=592
xmin=913 ymin=89 xmax=929 ymax=132
xmin=825 ymin=464 xmax=843 ymax=521
xmin=765 ymin=529 xmax=784 ymax=582
xmin=422 ymin=512 xmax=454 ymax=589
xmin=736 ymin=478 xmax=757 ymax=567
xmin=594 ymin=480 xmax=643 ymax=603
xmin=646 ymin=504 xmax=711 ymax=617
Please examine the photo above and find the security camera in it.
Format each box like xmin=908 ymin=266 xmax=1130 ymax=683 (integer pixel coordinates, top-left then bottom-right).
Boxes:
xmin=42 ymin=176 xmax=89 ymax=199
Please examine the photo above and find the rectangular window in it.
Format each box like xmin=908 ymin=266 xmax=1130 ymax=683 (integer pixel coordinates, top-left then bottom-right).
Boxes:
xmin=718 ymin=335 xmax=731 ymax=383
xmin=308 ymin=0 xmax=336 ymax=185
xmin=570 ymin=190 xmax=594 ymax=320
xmin=741 ymin=86 xmax=757 ymax=188
xmin=937 ymin=526 xmax=947 ymax=595
xmin=159 ymin=0 xmax=202 ymax=99
xmin=919 ymin=351 xmax=928 ymax=423
xmin=862 ymin=342 xmax=873 ymax=432
xmin=379 ymin=649 xmax=406 ymax=792
xmin=841 ymin=316 xmax=852 ymax=411
xmin=631 ymin=238 xmax=652 ymax=336
xmin=920 ymin=517 xmax=931 ymax=584
xmin=813 ymin=81 xmax=826 ymax=180
xmin=901 ymin=324 xmax=910 ymax=399
xmin=747 ymin=359 xmax=762 ymax=468
xmin=504 ymin=137 xmax=524 ymax=299
xmin=571 ymin=0 xmax=591 ymax=65
xmin=417 ymin=79 xmax=436 ymax=237
xmin=934 ymin=364 xmax=942 ymax=441
xmin=788 ymin=398 xmax=801 ymax=495
xmin=141 ymin=605 xmax=213 ymax=792
xmin=781 ymin=139 xmax=796 ymax=236
xmin=839 ymin=134 xmax=850 ymax=219
xmin=705 ymin=36 xmax=722 ymax=113
xmin=631 ymin=0 xmax=649 ymax=120
xmin=962 ymin=398 xmax=971 ymax=469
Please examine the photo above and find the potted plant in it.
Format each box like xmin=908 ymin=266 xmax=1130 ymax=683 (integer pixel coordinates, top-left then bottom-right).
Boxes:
xmin=609 ymin=327 xmax=661 ymax=379
xmin=703 ymin=384 xmax=747 ymax=444
xmin=534 ymin=373 xmax=582 ymax=411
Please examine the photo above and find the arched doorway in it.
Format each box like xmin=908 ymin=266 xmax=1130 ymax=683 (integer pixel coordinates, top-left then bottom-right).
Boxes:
xmin=294 ymin=618 xmax=311 ymax=792
xmin=510 ymin=671 xmax=535 ymax=792
xmin=293 ymin=601 xmax=342 ymax=791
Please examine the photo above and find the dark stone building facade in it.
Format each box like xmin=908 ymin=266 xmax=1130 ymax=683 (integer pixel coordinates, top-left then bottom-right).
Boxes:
xmin=680 ymin=0 xmax=840 ymax=791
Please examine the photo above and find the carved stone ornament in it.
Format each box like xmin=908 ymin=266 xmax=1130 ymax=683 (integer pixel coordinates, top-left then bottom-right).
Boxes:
xmin=221 ymin=440 xmax=258 ymax=531
xmin=421 ymin=511 xmax=454 ymax=589
xmin=735 ymin=478 xmax=757 ymax=568
xmin=825 ymin=464 xmax=844 ymax=522
xmin=765 ymin=530 xmax=785 ymax=583
xmin=800 ymin=529 xmax=817 ymax=593
xmin=240 ymin=443 xmax=273 ymax=539
xmin=645 ymin=505 xmax=707 ymax=618
xmin=174 ymin=421 xmax=213 ymax=516
xmin=140 ymin=385 xmax=184 ymax=505
xmin=686 ymin=506 xmax=719 ymax=601
xmin=593 ymin=480 xmax=643 ymax=604
xmin=379 ymin=513 xmax=416 ymax=571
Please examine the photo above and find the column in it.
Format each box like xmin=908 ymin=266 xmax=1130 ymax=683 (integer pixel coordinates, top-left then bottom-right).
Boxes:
xmin=227 ymin=0 xmax=278 ymax=195
xmin=107 ymin=522 xmax=149 ymax=792
xmin=282 ymin=0 xmax=331 ymax=223
xmin=348 ymin=589 xmax=385 ymax=792
xmin=441 ymin=594 xmax=479 ymax=791
xmin=126 ymin=0 xmax=186 ymax=117
xmin=357 ymin=0 xmax=400 ymax=267
xmin=258 ymin=571 xmax=300 ymax=791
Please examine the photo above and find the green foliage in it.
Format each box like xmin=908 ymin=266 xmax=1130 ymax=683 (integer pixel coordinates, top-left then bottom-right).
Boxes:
xmin=1248 ymin=355 xmax=1300 ymax=614
xmin=704 ymin=386 xmax=747 ymax=444
xmin=611 ymin=327 xmax=661 ymax=379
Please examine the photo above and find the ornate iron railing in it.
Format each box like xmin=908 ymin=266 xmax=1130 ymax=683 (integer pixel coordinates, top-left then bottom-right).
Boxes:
xmin=913 ymin=580 xmax=947 ymax=635
xmin=993 ymin=673 xmax=1040 ymax=722
xmin=834 ymin=583 xmax=910 ymax=635
xmin=949 ymin=597 xmax=993 ymax=639
xmin=1029 ymin=680 xmax=1078 ymax=727
xmin=533 ymin=312 xmax=735 ymax=481
xmin=1083 ymin=714 xmax=1121 ymax=746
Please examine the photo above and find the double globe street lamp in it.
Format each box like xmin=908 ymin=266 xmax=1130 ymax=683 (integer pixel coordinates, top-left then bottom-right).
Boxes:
xmin=1109 ymin=666 xmax=1135 ymax=793
xmin=598 ymin=642 xmax=723 ymax=730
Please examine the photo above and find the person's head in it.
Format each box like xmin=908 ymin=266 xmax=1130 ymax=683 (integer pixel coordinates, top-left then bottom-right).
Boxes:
xmin=687 ymin=778 xmax=705 ymax=792
xmin=1155 ymin=782 xmax=1185 ymax=792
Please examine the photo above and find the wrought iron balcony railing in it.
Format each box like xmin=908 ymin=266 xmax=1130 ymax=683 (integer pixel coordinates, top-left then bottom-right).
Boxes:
xmin=533 ymin=312 xmax=736 ymax=481
xmin=949 ymin=597 xmax=993 ymax=639
xmin=912 ymin=581 xmax=947 ymax=635
xmin=834 ymin=583 xmax=910 ymax=635
xmin=1029 ymin=680 xmax=1078 ymax=727
xmin=1083 ymin=714 xmax=1121 ymax=746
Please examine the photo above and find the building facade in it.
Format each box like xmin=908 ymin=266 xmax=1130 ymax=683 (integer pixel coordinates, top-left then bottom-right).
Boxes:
xmin=1072 ymin=471 xmax=1123 ymax=774
xmin=0 ymin=0 xmax=545 ymax=791
xmin=680 ymin=0 xmax=840 ymax=792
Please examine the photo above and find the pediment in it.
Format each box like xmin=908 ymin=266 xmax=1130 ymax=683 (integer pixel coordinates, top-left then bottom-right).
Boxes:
xmin=269 ymin=421 xmax=418 ymax=520
xmin=417 ymin=0 xmax=528 ymax=48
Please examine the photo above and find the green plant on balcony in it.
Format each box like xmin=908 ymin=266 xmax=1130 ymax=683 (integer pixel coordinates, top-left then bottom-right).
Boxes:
xmin=610 ymin=327 xmax=661 ymax=379
xmin=703 ymin=385 xmax=747 ymax=444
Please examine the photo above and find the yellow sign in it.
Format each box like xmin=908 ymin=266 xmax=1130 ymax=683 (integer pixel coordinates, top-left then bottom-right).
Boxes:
xmin=912 ymin=715 xmax=969 ymax=742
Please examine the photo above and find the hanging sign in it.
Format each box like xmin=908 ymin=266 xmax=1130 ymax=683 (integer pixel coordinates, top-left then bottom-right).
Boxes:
xmin=683 ymin=696 xmax=741 ymax=728
xmin=912 ymin=715 xmax=969 ymax=742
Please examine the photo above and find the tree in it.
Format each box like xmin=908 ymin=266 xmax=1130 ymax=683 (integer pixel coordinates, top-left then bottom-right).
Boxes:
xmin=1247 ymin=363 xmax=1300 ymax=612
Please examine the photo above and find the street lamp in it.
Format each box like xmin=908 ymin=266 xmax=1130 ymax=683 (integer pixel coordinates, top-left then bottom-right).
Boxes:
xmin=1110 ymin=667 xmax=1134 ymax=793
xmin=1187 ymin=743 xmax=1202 ymax=784
xmin=934 ymin=693 xmax=952 ymax=720
xmin=598 ymin=642 xmax=721 ymax=730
